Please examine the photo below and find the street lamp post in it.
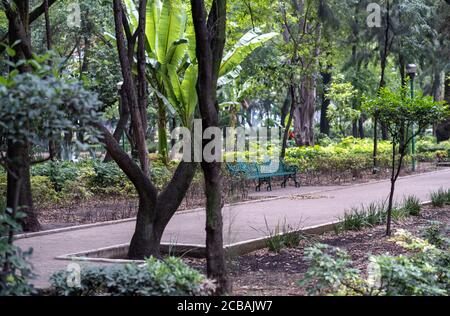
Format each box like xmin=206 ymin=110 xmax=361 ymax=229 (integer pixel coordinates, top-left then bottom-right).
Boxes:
xmin=406 ymin=64 xmax=417 ymax=172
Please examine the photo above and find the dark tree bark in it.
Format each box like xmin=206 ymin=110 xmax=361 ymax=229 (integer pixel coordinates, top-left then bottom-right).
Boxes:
xmin=281 ymin=85 xmax=296 ymax=159
xmin=43 ymin=0 xmax=52 ymax=50
xmin=320 ymin=69 xmax=331 ymax=136
xmin=191 ymin=0 xmax=231 ymax=295
xmin=436 ymin=74 xmax=450 ymax=142
xmin=280 ymin=90 xmax=291 ymax=128
xmin=358 ymin=115 xmax=365 ymax=139
xmin=378 ymin=0 xmax=391 ymax=141
xmin=3 ymin=0 xmax=40 ymax=232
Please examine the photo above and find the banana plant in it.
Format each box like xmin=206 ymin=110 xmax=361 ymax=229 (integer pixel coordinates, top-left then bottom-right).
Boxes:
xmin=123 ymin=0 xmax=278 ymax=156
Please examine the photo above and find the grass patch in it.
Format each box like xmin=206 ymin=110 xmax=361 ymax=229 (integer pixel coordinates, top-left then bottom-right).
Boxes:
xmin=402 ymin=195 xmax=421 ymax=216
xmin=256 ymin=217 xmax=306 ymax=253
xmin=430 ymin=188 xmax=450 ymax=207
xmin=335 ymin=195 xmax=426 ymax=234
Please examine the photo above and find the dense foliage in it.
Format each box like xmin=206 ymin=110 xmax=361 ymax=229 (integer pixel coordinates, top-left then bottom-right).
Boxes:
xmin=300 ymin=229 xmax=450 ymax=296
xmin=0 ymin=211 xmax=35 ymax=296
xmin=49 ymin=256 xmax=215 ymax=296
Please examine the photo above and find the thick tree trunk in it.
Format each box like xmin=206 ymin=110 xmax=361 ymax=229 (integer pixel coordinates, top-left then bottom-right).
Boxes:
xmin=320 ymin=70 xmax=331 ymax=136
xmin=436 ymin=74 xmax=450 ymax=142
xmin=4 ymin=0 xmax=40 ymax=232
xmin=294 ymin=75 xmax=316 ymax=146
xmin=358 ymin=115 xmax=365 ymax=139
xmin=6 ymin=141 xmax=40 ymax=232
xmin=128 ymin=161 xmax=197 ymax=259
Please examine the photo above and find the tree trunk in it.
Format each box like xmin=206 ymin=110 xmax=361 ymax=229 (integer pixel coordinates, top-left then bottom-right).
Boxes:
xmin=294 ymin=75 xmax=316 ymax=146
xmin=128 ymin=161 xmax=197 ymax=259
xmin=191 ymin=0 xmax=230 ymax=295
xmin=5 ymin=0 xmax=40 ymax=232
xmin=436 ymin=74 xmax=450 ymax=142
xmin=320 ymin=69 xmax=331 ymax=136
xmin=6 ymin=141 xmax=40 ymax=232
xmin=281 ymin=85 xmax=296 ymax=159
xmin=280 ymin=89 xmax=291 ymax=128
xmin=358 ymin=115 xmax=365 ymax=139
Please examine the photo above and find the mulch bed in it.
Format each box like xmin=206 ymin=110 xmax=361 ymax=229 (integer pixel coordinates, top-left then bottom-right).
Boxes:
xmin=182 ymin=204 xmax=450 ymax=296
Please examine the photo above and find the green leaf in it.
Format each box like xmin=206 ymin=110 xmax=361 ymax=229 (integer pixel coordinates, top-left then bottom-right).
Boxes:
xmin=165 ymin=39 xmax=188 ymax=66
xmin=145 ymin=0 xmax=162 ymax=53
xmin=123 ymin=0 xmax=139 ymax=32
xmin=167 ymin=64 xmax=182 ymax=104
xmin=6 ymin=47 xmax=16 ymax=57
xmin=156 ymin=0 xmax=186 ymax=63
xmin=219 ymin=29 xmax=278 ymax=78
xmin=180 ymin=64 xmax=198 ymax=127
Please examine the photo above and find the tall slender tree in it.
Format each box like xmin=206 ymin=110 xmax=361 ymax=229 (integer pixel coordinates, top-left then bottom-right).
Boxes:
xmin=191 ymin=0 xmax=231 ymax=295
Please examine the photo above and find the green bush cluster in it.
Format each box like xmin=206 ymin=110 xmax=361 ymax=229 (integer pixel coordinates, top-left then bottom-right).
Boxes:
xmin=300 ymin=229 xmax=450 ymax=296
xmin=0 ymin=161 xmax=128 ymax=208
xmin=0 ymin=211 xmax=35 ymax=296
xmin=285 ymin=137 xmax=395 ymax=177
xmin=416 ymin=136 xmax=450 ymax=162
xmin=49 ymin=257 xmax=215 ymax=296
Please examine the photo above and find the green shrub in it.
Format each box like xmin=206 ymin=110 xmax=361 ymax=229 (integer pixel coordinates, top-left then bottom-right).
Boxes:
xmin=49 ymin=257 xmax=215 ymax=296
xmin=402 ymin=195 xmax=421 ymax=216
xmin=0 ymin=173 xmax=6 ymax=201
xmin=300 ymin=230 xmax=450 ymax=296
xmin=60 ymin=180 xmax=93 ymax=201
xmin=421 ymin=221 xmax=449 ymax=249
xmin=31 ymin=176 xmax=60 ymax=207
xmin=85 ymin=160 xmax=124 ymax=189
xmin=284 ymin=137 xmax=395 ymax=176
xmin=0 ymin=211 xmax=35 ymax=296
xmin=32 ymin=161 xmax=79 ymax=192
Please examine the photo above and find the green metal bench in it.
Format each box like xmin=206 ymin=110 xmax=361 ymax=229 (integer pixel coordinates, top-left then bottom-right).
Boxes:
xmin=226 ymin=160 xmax=300 ymax=191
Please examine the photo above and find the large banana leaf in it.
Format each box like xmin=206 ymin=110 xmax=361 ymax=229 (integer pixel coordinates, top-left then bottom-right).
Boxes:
xmin=123 ymin=0 xmax=139 ymax=32
xmin=157 ymin=0 xmax=186 ymax=64
xmin=146 ymin=0 xmax=162 ymax=53
xmin=219 ymin=29 xmax=278 ymax=78
xmin=180 ymin=64 xmax=198 ymax=126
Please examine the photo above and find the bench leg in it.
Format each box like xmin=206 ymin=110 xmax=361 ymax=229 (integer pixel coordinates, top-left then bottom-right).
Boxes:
xmin=267 ymin=178 xmax=272 ymax=191
xmin=281 ymin=176 xmax=288 ymax=188
xmin=256 ymin=179 xmax=262 ymax=192
xmin=293 ymin=173 xmax=300 ymax=188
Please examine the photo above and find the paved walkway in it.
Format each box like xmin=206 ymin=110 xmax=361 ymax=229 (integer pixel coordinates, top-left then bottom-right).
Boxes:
xmin=15 ymin=169 xmax=450 ymax=288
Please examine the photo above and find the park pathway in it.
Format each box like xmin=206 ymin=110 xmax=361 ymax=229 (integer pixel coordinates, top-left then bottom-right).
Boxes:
xmin=15 ymin=169 xmax=450 ymax=288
